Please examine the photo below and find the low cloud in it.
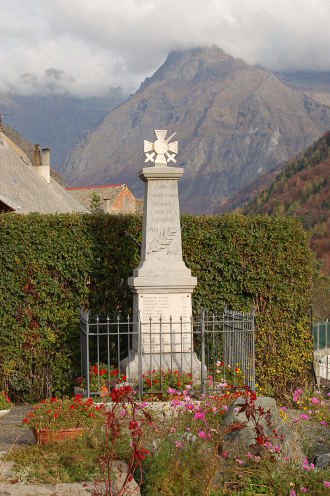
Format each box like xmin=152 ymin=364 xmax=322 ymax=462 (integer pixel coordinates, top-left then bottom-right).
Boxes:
xmin=1 ymin=0 xmax=329 ymax=97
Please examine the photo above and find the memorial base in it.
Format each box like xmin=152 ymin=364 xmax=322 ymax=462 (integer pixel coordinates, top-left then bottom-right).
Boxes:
xmin=121 ymin=350 xmax=204 ymax=382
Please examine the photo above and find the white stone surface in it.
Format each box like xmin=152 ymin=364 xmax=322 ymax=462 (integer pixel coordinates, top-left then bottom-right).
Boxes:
xmin=144 ymin=129 xmax=178 ymax=165
xmin=123 ymin=130 xmax=200 ymax=378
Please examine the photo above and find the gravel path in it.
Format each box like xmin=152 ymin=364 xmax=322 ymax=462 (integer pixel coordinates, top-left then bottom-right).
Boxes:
xmin=0 ymin=406 xmax=34 ymax=453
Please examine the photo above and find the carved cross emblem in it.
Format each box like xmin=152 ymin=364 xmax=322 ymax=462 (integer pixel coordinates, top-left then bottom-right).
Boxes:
xmin=144 ymin=130 xmax=178 ymax=165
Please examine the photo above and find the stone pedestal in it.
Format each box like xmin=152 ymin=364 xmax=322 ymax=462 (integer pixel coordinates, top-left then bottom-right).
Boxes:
xmin=122 ymin=148 xmax=201 ymax=379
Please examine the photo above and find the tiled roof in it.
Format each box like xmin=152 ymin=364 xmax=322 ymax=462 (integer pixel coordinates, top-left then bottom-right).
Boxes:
xmin=0 ymin=132 xmax=88 ymax=214
xmin=66 ymin=184 xmax=123 ymax=191
xmin=66 ymin=185 xmax=126 ymax=211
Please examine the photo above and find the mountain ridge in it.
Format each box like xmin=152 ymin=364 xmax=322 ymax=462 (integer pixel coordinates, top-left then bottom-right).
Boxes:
xmin=61 ymin=46 xmax=330 ymax=213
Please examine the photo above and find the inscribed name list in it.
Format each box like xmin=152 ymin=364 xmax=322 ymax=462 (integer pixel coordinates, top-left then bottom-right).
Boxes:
xmin=139 ymin=293 xmax=192 ymax=353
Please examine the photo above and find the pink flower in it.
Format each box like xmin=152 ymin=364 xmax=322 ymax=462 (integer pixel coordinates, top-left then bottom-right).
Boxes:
xmin=185 ymin=403 xmax=194 ymax=411
xmin=310 ymin=397 xmax=319 ymax=404
xmin=280 ymin=406 xmax=287 ymax=411
xmin=221 ymin=450 xmax=228 ymax=458
xmin=235 ymin=458 xmax=243 ymax=465
xmin=174 ymin=441 xmax=182 ymax=448
xmin=300 ymin=487 xmax=307 ymax=493
xmin=327 ymin=392 xmax=330 ymax=397
xmin=194 ymin=412 xmax=205 ymax=421
xmin=247 ymin=451 xmax=253 ymax=459
xmin=302 ymin=458 xmax=314 ymax=471
xmin=293 ymin=388 xmax=302 ymax=402
xmin=273 ymin=445 xmax=281 ymax=453
xmin=264 ymin=441 xmax=272 ymax=449
xmin=300 ymin=413 xmax=309 ymax=420
xmin=321 ymin=420 xmax=326 ymax=426
xmin=290 ymin=490 xmax=296 ymax=496
xmin=324 ymin=481 xmax=330 ymax=488
xmin=197 ymin=430 xmax=206 ymax=438
xmin=170 ymin=426 xmax=176 ymax=433
xmin=167 ymin=387 xmax=176 ymax=395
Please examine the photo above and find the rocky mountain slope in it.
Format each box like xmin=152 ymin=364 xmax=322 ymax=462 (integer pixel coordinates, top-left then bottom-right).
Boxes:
xmin=0 ymin=90 xmax=126 ymax=169
xmin=61 ymin=46 xmax=330 ymax=213
xmin=276 ymin=71 xmax=330 ymax=106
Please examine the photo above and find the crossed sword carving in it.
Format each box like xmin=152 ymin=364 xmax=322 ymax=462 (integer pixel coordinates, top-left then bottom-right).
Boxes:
xmin=144 ymin=130 xmax=178 ymax=164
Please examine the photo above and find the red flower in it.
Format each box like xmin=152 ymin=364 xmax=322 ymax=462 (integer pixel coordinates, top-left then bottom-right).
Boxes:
xmin=255 ymin=435 xmax=264 ymax=445
xmin=110 ymin=385 xmax=134 ymax=402
xmin=50 ymin=397 xmax=57 ymax=403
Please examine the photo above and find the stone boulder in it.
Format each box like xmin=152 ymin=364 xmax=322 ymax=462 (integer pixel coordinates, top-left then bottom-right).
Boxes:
xmin=220 ymin=396 xmax=303 ymax=462
xmin=314 ymin=453 xmax=330 ymax=469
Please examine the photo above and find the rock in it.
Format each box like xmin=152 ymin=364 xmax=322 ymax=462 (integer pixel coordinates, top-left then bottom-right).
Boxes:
xmin=220 ymin=396 xmax=303 ymax=462
xmin=314 ymin=453 xmax=330 ymax=469
xmin=0 ymin=461 xmax=140 ymax=495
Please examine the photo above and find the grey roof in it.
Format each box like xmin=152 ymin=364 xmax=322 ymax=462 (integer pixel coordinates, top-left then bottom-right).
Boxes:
xmin=66 ymin=184 xmax=126 ymax=211
xmin=0 ymin=131 xmax=88 ymax=214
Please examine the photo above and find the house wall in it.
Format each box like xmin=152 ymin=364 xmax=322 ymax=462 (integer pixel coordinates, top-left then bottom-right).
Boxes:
xmin=110 ymin=186 xmax=136 ymax=214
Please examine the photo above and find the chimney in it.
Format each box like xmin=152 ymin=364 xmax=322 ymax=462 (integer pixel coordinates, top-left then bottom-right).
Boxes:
xmin=33 ymin=144 xmax=41 ymax=167
xmin=33 ymin=145 xmax=50 ymax=184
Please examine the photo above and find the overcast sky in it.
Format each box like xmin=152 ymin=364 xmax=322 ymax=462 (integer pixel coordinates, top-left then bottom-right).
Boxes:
xmin=1 ymin=0 xmax=329 ymax=97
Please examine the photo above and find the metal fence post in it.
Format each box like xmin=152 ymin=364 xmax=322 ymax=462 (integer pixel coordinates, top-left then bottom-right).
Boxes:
xmin=138 ymin=315 xmax=143 ymax=400
xmin=251 ymin=308 xmax=255 ymax=391
xmin=201 ymin=309 xmax=206 ymax=394
xmin=86 ymin=311 xmax=90 ymax=399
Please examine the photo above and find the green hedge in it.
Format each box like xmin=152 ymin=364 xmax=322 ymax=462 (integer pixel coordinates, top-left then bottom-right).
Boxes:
xmin=0 ymin=213 xmax=314 ymax=400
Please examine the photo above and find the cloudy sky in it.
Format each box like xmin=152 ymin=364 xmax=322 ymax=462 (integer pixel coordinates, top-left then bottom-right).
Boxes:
xmin=1 ymin=0 xmax=329 ymax=97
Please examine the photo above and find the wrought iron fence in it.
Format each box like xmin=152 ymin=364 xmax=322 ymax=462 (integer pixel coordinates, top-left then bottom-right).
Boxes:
xmin=79 ymin=306 xmax=255 ymax=398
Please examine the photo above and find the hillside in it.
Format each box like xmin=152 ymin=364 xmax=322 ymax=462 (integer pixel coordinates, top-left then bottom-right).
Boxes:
xmin=61 ymin=46 xmax=330 ymax=213
xmin=242 ymin=132 xmax=330 ymax=274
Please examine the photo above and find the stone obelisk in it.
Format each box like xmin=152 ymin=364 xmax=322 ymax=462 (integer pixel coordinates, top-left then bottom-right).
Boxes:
xmin=122 ymin=130 xmax=201 ymax=378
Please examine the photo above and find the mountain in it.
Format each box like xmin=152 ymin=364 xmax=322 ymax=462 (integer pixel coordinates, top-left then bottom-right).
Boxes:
xmin=61 ymin=46 xmax=330 ymax=213
xmin=241 ymin=132 xmax=330 ymax=274
xmin=276 ymin=71 xmax=330 ymax=107
xmin=0 ymin=90 xmax=127 ymax=169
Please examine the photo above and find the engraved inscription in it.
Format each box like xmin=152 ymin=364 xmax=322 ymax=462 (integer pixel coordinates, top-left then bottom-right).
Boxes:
xmin=138 ymin=293 xmax=192 ymax=353
xmin=146 ymin=181 xmax=181 ymax=258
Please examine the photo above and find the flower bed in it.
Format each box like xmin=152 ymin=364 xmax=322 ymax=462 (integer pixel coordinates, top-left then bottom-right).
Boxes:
xmin=7 ymin=385 xmax=327 ymax=494
xmin=23 ymin=395 xmax=104 ymax=443
xmin=76 ymin=364 xmax=126 ymax=396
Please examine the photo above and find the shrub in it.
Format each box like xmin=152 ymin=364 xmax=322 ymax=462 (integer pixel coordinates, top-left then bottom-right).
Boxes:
xmin=0 ymin=390 xmax=12 ymax=410
xmin=0 ymin=213 xmax=314 ymax=400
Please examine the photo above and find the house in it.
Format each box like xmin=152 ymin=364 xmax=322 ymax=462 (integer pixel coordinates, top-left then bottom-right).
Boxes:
xmin=65 ymin=184 xmax=136 ymax=214
xmin=0 ymin=125 xmax=87 ymax=214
